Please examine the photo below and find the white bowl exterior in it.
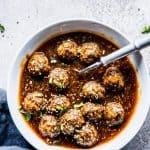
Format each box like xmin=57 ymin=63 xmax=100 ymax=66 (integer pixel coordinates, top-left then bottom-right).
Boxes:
xmin=7 ymin=20 xmax=150 ymax=150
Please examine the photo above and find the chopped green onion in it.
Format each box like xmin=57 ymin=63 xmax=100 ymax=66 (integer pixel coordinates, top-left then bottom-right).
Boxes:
xmin=39 ymin=63 xmax=44 ymax=69
xmin=59 ymin=108 xmax=68 ymax=116
xmin=50 ymin=58 xmax=57 ymax=64
xmin=56 ymin=106 xmax=63 ymax=111
xmin=19 ymin=109 xmax=27 ymax=114
xmin=36 ymin=93 xmax=43 ymax=97
xmin=60 ymin=125 xmax=64 ymax=131
xmin=74 ymin=102 xmax=84 ymax=108
xmin=49 ymin=78 xmax=53 ymax=84
xmin=39 ymin=111 xmax=43 ymax=118
xmin=43 ymin=98 xmax=48 ymax=102
xmin=53 ymin=139 xmax=61 ymax=144
xmin=61 ymin=62 xmax=68 ymax=66
xmin=75 ymin=129 xmax=82 ymax=133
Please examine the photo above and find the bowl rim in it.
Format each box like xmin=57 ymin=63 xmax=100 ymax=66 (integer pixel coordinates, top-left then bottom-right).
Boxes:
xmin=7 ymin=18 xmax=150 ymax=150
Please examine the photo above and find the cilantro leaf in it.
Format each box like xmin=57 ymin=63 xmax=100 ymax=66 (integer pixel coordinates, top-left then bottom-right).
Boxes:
xmin=19 ymin=109 xmax=31 ymax=121
xmin=26 ymin=113 xmax=31 ymax=121
xmin=142 ymin=26 xmax=150 ymax=34
xmin=0 ymin=24 xmax=5 ymax=33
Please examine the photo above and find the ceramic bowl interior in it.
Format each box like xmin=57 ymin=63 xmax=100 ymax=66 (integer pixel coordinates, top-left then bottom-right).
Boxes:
xmin=7 ymin=20 xmax=150 ymax=150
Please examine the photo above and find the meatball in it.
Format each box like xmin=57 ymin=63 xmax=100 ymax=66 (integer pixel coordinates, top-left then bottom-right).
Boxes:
xmin=57 ymin=40 xmax=78 ymax=60
xmin=39 ymin=115 xmax=60 ymax=138
xmin=60 ymin=109 xmax=85 ymax=135
xmin=103 ymin=67 xmax=124 ymax=91
xmin=79 ymin=42 xmax=101 ymax=63
xmin=104 ymin=102 xmax=125 ymax=126
xmin=27 ymin=52 xmax=50 ymax=76
xmin=81 ymin=102 xmax=104 ymax=122
xmin=81 ymin=81 xmax=105 ymax=101
xmin=49 ymin=68 xmax=69 ymax=89
xmin=46 ymin=95 xmax=71 ymax=115
xmin=22 ymin=91 xmax=46 ymax=114
xmin=74 ymin=123 xmax=98 ymax=147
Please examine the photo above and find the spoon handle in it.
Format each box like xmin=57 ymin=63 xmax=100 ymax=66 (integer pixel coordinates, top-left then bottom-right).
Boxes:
xmin=101 ymin=35 xmax=150 ymax=65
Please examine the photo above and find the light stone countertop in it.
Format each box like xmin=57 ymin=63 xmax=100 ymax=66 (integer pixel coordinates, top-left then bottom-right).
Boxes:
xmin=0 ymin=0 xmax=150 ymax=149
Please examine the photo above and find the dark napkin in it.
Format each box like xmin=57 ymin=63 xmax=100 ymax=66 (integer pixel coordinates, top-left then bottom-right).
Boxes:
xmin=0 ymin=88 xmax=150 ymax=150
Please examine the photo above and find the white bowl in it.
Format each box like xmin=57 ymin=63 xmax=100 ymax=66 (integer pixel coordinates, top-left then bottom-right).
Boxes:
xmin=7 ymin=19 xmax=150 ymax=150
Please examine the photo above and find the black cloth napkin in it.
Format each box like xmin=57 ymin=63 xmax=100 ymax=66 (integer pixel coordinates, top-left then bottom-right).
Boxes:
xmin=0 ymin=88 xmax=34 ymax=150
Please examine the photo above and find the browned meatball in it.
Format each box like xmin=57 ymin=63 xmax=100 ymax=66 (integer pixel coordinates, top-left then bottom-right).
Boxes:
xmin=27 ymin=52 xmax=50 ymax=76
xmin=79 ymin=42 xmax=101 ymax=63
xmin=81 ymin=102 xmax=104 ymax=122
xmin=46 ymin=95 xmax=71 ymax=115
xmin=49 ymin=68 xmax=69 ymax=89
xmin=103 ymin=67 xmax=124 ymax=91
xmin=22 ymin=91 xmax=46 ymax=114
xmin=60 ymin=109 xmax=85 ymax=135
xmin=104 ymin=102 xmax=125 ymax=126
xmin=74 ymin=123 xmax=98 ymax=147
xmin=81 ymin=81 xmax=105 ymax=101
xmin=39 ymin=115 xmax=60 ymax=138
xmin=57 ymin=40 xmax=78 ymax=60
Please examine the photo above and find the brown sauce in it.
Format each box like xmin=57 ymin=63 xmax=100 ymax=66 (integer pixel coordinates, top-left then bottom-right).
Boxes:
xmin=19 ymin=32 xmax=138 ymax=148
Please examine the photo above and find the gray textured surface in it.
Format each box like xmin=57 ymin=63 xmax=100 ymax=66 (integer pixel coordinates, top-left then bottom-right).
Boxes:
xmin=0 ymin=0 xmax=150 ymax=149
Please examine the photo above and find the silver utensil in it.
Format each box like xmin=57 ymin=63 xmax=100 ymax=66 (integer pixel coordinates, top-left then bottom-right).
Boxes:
xmin=78 ymin=35 xmax=150 ymax=74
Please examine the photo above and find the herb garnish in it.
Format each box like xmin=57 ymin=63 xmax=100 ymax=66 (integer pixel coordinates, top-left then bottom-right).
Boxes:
xmin=0 ymin=24 xmax=5 ymax=33
xmin=39 ymin=106 xmax=46 ymax=118
xmin=141 ymin=26 xmax=150 ymax=34
xmin=55 ymin=106 xmax=68 ymax=116
xmin=60 ymin=125 xmax=64 ymax=131
xmin=74 ymin=102 xmax=84 ymax=108
xmin=39 ymin=111 xmax=43 ymax=118
xmin=53 ymin=139 xmax=61 ymax=145
xmin=19 ymin=109 xmax=31 ymax=121
xmin=56 ymin=106 xmax=63 ymax=111
xmin=75 ymin=129 xmax=82 ymax=133
xmin=59 ymin=108 xmax=68 ymax=116
xmin=50 ymin=57 xmax=57 ymax=64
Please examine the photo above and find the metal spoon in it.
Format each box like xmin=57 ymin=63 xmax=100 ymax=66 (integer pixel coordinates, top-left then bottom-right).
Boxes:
xmin=78 ymin=35 xmax=150 ymax=74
